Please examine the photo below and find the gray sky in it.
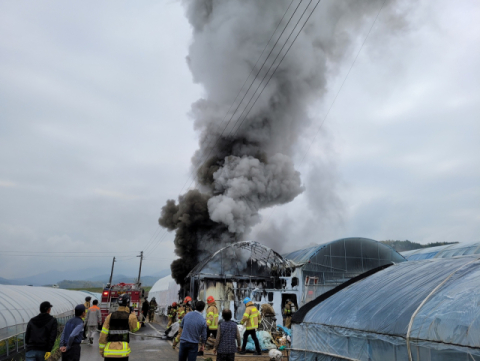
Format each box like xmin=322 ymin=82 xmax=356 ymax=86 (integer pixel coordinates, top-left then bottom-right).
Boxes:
xmin=0 ymin=0 xmax=479 ymax=279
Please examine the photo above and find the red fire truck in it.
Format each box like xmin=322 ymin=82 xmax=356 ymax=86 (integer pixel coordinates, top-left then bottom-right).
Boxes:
xmin=100 ymin=254 xmax=145 ymax=322
xmin=100 ymin=282 xmax=144 ymax=322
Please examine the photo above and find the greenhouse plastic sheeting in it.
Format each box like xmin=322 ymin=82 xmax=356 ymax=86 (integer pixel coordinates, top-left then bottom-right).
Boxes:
xmin=401 ymin=241 xmax=480 ymax=261
xmin=0 ymin=285 xmax=93 ymax=340
xmin=148 ymin=275 xmax=180 ymax=315
xmin=291 ymin=256 xmax=480 ymax=361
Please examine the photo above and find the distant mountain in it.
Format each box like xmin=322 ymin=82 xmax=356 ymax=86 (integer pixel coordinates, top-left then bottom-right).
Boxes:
xmin=381 ymin=240 xmax=458 ymax=253
xmin=0 ymin=277 xmax=12 ymax=285
xmin=2 ymin=268 xmax=170 ymax=287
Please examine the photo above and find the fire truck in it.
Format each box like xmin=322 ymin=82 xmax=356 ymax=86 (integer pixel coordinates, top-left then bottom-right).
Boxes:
xmin=100 ymin=253 xmax=145 ymax=323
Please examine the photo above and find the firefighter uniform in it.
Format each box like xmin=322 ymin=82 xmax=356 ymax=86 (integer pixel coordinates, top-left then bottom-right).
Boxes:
xmin=206 ymin=297 xmax=219 ymax=338
xmin=148 ymin=298 xmax=157 ymax=322
xmin=167 ymin=304 xmax=177 ymax=328
xmin=283 ymin=300 xmax=294 ymax=328
xmin=172 ymin=300 xmax=192 ymax=348
xmin=99 ymin=306 xmax=140 ymax=360
xmin=240 ymin=299 xmax=262 ymax=355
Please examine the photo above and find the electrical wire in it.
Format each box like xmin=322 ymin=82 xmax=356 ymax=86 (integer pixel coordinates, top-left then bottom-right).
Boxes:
xmin=257 ymin=0 xmax=388 ymax=232
xmin=143 ymin=0 xmax=304 ymax=256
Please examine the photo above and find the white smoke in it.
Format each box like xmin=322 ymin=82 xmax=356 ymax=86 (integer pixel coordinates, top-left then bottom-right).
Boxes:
xmin=208 ymin=154 xmax=304 ymax=233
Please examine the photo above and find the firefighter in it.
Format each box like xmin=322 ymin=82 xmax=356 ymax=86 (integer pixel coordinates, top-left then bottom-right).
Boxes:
xmin=239 ymin=297 xmax=261 ymax=355
xmin=283 ymin=299 xmax=294 ymax=328
xmin=148 ymin=297 xmax=157 ymax=322
xmin=167 ymin=302 xmax=178 ymax=328
xmin=206 ymin=296 xmax=219 ymax=338
xmin=172 ymin=296 xmax=192 ymax=349
xmin=141 ymin=297 xmax=149 ymax=326
xmin=99 ymin=293 xmax=140 ymax=360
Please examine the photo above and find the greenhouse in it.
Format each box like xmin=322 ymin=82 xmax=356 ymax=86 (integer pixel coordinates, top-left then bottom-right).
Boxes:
xmin=401 ymin=241 xmax=480 ymax=260
xmin=291 ymin=256 xmax=480 ymax=361
xmin=148 ymin=275 xmax=180 ymax=316
xmin=283 ymin=237 xmax=406 ymax=304
xmin=0 ymin=285 xmax=99 ymax=341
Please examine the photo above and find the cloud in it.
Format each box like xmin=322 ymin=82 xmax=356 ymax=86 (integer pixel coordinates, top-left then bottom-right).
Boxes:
xmin=0 ymin=181 xmax=16 ymax=187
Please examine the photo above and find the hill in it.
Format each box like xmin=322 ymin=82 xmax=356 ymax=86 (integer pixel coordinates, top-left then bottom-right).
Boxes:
xmin=380 ymin=240 xmax=458 ymax=253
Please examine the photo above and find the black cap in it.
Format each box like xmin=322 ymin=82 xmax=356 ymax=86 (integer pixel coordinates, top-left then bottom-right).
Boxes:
xmin=40 ymin=301 xmax=53 ymax=313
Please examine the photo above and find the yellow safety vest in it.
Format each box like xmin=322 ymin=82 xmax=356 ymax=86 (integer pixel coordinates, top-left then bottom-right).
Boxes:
xmin=206 ymin=304 xmax=219 ymax=330
xmin=104 ymin=342 xmax=131 ymax=357
xmin=242 ymin=304 xmax=259 ymax=330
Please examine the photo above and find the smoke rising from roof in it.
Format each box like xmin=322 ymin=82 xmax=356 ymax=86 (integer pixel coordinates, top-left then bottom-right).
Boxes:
xmin=160 ymin=0 xmax=410 ymax=285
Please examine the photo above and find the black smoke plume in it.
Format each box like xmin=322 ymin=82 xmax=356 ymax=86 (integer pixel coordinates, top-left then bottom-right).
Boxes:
xmin=160 ymin=0 xmax=410 ymax=286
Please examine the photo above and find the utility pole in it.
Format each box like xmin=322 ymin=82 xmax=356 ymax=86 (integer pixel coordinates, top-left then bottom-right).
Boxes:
xmin=108 ymin=257 xmax=116 ymax=286
xmin=137 ymin=251 xmax=143 ymax=285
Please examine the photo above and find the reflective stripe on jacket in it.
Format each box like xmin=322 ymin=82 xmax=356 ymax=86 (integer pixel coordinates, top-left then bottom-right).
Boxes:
xmin=240 ymin=302 xmax=260 ymax=330
xmin=206 ymin=303 xmax=219 ymax=330
xmin=98 ymin=306 xmax=140 ymax=358
xmin=104 ymin=341 xmax=130 ymax=357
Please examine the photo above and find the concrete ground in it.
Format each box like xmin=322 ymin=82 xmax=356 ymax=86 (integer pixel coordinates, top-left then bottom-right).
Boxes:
xmin=79 ymin=322 xmax=289 ymax=360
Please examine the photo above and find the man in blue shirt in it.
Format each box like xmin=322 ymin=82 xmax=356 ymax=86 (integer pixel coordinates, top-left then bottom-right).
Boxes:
xmin=178 ymin=300 xmax=207 ymax=361
xmin=60 ymin=304 xmax=86 ymax=361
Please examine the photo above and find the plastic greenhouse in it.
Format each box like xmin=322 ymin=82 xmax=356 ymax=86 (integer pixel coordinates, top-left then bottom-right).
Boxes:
xmin=291 ymin=256 xmax=480 ymax=361
xmin=0 ymin=285 xmax=99 ymax=341
xmin=283 ymin=237 xmax=406 ymax=304
xmin=148 ymin=275 xmax=180 ymax=316
xmin=401 ymin=241 xmax=480 ymax=260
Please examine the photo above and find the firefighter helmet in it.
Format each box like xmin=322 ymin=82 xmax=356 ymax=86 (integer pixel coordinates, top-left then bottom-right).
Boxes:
xmin=243 ymin=297 xmax=251 ymax=304
xmin=119 ymin=294 xmax=130 ymax=306
xmin=172 ymin=302 xmax=177 ymax=307
xmin=184 ymin=296 xmax=192 ymax=303
xmin=206 ymin=296 xmax=215 ymax=304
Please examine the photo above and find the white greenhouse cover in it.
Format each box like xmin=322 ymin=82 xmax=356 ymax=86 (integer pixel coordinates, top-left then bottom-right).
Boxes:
xmin=148 ymin=275 xmax=179 ymax=315
xmin=0 ymin=285 xmax=97 ymax=340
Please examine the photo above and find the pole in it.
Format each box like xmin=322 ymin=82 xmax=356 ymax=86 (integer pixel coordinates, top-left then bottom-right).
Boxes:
xmin=108 ymin=257 xmax=116 ymax=285
xmin=137 ymin=251 xmax=143 ymax=285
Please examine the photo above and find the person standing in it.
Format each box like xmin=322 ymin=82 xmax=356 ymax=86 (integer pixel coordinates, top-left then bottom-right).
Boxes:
xmin=60 ymin=305 xmax=86 ymax=361
xmin=206 ymin=296 xmax=219 ymax=338
xmin=25 ymin=301 xmax=58 ymax=361
xmin=167 ymin=302 xmax=178 ymax=328
xmin=84 ymin=299 xmax=101 ymax=344
xmin=213 ymin=309 xmax=241 ymax=361
xmin=148 ymin=297 xmax=157 ymax=322
xmin=141 ymin=297 xmax=149 ymax=326
xmin=239 ymin=298 xmax=261 ymax=355
xmin=172 ymin=296 xmax=193 ymax=349
xmin=283 ymin=299 xmax=294 ymax=328
xmin=177 ymin=301 xmax=207 ymax=361
xmin=99 ymin=294 xmax=140 ymax=360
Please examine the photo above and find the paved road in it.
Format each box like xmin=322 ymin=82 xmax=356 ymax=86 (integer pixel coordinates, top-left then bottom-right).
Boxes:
xmin=79 ymin=322 xmax=178 ymax=361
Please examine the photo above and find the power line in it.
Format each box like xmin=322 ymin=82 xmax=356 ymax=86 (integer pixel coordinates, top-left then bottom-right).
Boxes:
xmin=227 ymin=0 xmax=321 ymax=138
xmin=144 ymin=0 xmax=305 ymax=256
xmin=257 ymin=0 xmax=388 ymax=232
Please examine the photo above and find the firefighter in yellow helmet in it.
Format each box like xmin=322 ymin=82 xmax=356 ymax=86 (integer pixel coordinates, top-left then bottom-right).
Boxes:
xmin=239 ymin=297 xmax=262 ymax=355
xmin=206 ymin=296 xmax=219 ymax=338
xmin=167 ymin=302 xmax=178 ymax=328
xmin=172 ymin=296 xmax=192 ymax=349
xmin=98 ymin=294 xmax=140 ymax=359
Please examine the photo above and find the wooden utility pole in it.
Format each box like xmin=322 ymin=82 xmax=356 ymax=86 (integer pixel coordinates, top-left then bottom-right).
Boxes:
xmin=137 ymin=251 xmax=143 ymax=285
